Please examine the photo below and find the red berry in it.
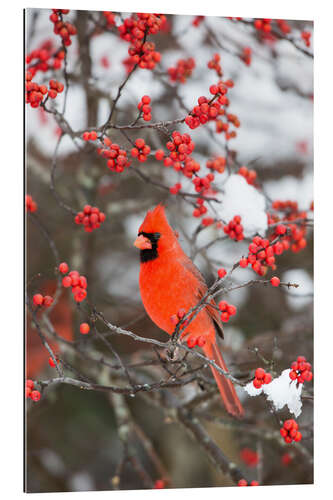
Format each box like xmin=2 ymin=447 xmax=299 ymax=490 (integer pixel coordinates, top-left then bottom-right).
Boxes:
xmin=239 ymin=258 xmax=248 ymax=268
xmin=135 ymin=138 xmax=145 ymax=149
xmin=281 ymin=453 xmax=292 ymax=466
xmin=238 ymin=479 xmax=248 ymax=486
xmin=154 ymin=480 xmax=165 ymax=489
xmin=80 ymin=322 xmax=90 ymax=334
xmin=221 ymin=312 xmax=230 ymax=322
xmin=270 ymin=276 xmax=280 ymax=287
xmin=276 ymin=224 xmax=287 ymax=235
xmin=284 ymin=420 xmax=293 ymax=431
xmin=59 ymin=262 xmax=69 ymax=274
xmin=30 ymin=390 xmax=41 ymax=402
xmin=26 ymin=379 xmax=34 ymax=389
xmin=62 ymin=276 xmax=72 ymax=287
xmin=227 ymin=304 xmax=237 ymax=316
xmin=253 ymin=378 xmax=262 ymax=389
xmin=218 ymin=300 xmax=228 ymax=311
xmin=255 ymin=368 xmax=265 ymax=380
xmin=142 ymin=95 xmax=151 ymax=105
xmin=217 ymin=268 xmax=227 ymax=278
xmin=48 ymin=356 xmax=57 ymax=367
xmin=187 ymin=336 xmax=197 ymax=348
xmin=33 ymin=294 xmax=43 ymax=306
xmin=43 ymin=295 xmax=53 ymax=307
xmin=155 ymin=149 xmax=164 ymax=160
xmin=263 ymin=373 xmax=272 ymax=384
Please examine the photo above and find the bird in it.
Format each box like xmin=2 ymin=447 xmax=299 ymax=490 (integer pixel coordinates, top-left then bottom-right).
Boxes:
xmin=134 ymin=204 xmax=244 ymax=418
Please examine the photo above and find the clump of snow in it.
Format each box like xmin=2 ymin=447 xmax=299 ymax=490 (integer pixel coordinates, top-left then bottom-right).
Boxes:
xmin=217 ymin=174 xmax=268 ymax=237
xmin=244 ymin=369 xmax=303 ymax=417
xmin=282 ymin=269 xmax=313 ymax=311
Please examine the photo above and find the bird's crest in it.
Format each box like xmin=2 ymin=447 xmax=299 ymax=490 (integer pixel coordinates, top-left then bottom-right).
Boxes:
xmin=138 ymin=204 xmax=170 ymax=234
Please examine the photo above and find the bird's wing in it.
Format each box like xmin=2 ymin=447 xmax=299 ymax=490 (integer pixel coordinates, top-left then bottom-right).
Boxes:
xmin=182 ymin=256 xmax=224 ymax=339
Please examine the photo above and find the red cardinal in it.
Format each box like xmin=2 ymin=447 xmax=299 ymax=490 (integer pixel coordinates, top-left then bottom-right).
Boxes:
xmin=134 ymin=205 xmax=244 ymax=418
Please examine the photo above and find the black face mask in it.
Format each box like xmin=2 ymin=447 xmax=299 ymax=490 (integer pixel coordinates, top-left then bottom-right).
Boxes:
xmin=138 ymin=232 xmax=161 ymax=263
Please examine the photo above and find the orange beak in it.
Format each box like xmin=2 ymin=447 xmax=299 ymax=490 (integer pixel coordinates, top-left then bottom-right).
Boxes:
xmin=134 ymin=234 xmax=152 ymax=250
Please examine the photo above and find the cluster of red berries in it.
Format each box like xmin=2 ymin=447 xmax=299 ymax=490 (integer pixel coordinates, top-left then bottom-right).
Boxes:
xmin=238 ymin=479 xmax=259 ymax=486
xmin=280 ymin=419 xmax=302 ymax=444
xmin=26 ymin=194 xmax=37 ymax=212
xmin=268 ymin=200 xmax=308 ymax=253
xmin=254 ymin=18 xmax=272 ymax=33
xmin=165 ymin=131 xmax=195 ymax=163
xmin=218 ymin=300 xmax=237 ymax=323
xmin=276 ymin=19 xmax=291 ymax=34
xmin=131 ymin=138 xmax=151 ymax=162
xmin=215 ymin=119 xmax=237 ymax=140
xmin=252 ymin=367 xmax=272 ymax=389
xmin=33 ymin=294 xmax=54 ymax=308
xmin=82 ymin=130 xmax=98 ymax=141
xmin=226 ymin=112 xmax=241 ymax=129
xmin=138 ymin=95 xmax=152 ymax=121
xmin=301 ymin=31 xmax=311 ymax=47
xmin=118 ymin=14 xmax=165 ymax=70
xmin=48 ymin=79 xmax=64 ymax=99
xmin=168 ymin=58 xmax=195 ymax=83
xmin=241 ymin=47 xmax=252 ymax=66
xmin=185 ymin=81 xmax=230 ymax=129
xmin=187 ymin=335 xmax=206 ymax=349
xmin=192 ymin=173 xmax=215 ymax=194
xmin=192 ymin=198 xmax=208 ymax=218
xmin=207 ymin=53 xmax=222 ymax=77
xmin=80 ymin=323 xmax=90 ymax=335
xmin=192 ymin=15 xmax=204 ymax=27
xmin=171 ymin=311 xmax=207 ymax=349
xmin=206 ymin=156 xmax=226 ymax=174
xmin=169 ymin=183 xmax=182 ymax=195
xmin=239 ymin=235 xmax=285 ymax=276
xmin=240 ymin=448 xmax=259 ymax=467
xmin=26 ymin=379 xmax=41 ymax=402
xmin=26 ymin=40 xmax=65 ymax=76
xmin=289 ymin=356 xmax=313 ymax=384
xmin=25 ymin=72 xmax=47 ymax=108
xmin=97 ymin=137 xmax=131 ymax=172
xmin=238 ymin=166 xmax=257 ymax=186
xmin=102 ymin=11 xmax=116 ymax=27
xmin=61 ymin=266 xmax=87 ymax=302
xmin=74 ymin=205 xmax=106 ymax=232
xmin=223 ymin=215 xmax=244 ymax=241
xmin=272 ymin=200 xmax=298 ymax=212
xmin=156 ymin=132 xmax=199 ymax=179
xmin=50 ymin=9 xmax=77 ymax=46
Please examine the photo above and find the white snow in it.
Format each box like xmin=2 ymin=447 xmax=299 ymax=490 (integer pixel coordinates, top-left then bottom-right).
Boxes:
xmin=282 ymin=269 xmax=313 ymax=311
xmin=216 ymin=174 xmax=268 ymax=236
xmin=244 ymin=368 xmax=303 ymax=417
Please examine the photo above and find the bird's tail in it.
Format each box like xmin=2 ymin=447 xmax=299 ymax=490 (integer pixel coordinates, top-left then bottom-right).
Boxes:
xmin=203 ymin=341 xmax=244 ymax=418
